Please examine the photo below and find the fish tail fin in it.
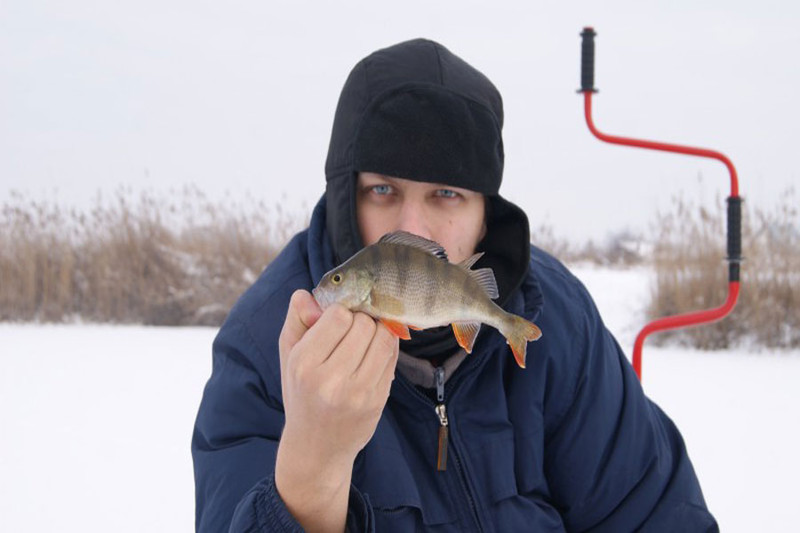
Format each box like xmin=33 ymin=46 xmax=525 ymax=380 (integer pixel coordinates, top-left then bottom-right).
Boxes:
xmin=500 ymin=314 xmax=542 ymax=369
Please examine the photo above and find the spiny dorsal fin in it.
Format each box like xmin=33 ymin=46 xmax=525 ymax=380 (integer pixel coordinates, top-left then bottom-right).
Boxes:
xmin=457 ymin=252 xmax=498 ymax=299
xmin=457 ymin=252 xmax=484 ymax=270
xmin=378 ymin=231 xmax=448 ymax=261
xmin=469 ymin=267 xmax=499 ymax=300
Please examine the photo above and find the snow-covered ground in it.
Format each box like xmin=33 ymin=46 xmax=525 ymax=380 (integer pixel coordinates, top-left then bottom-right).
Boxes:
xmin=0 ymin=326 xmax=215 ymax=532
xmin=1 ymin=267 xmax=798 ymax=532
xmin=573 ymin=266 xmax=800 ymax=533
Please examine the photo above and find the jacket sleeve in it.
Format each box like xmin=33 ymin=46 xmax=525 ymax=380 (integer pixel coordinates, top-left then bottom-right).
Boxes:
xmin=191 ymin=319 xmax=374 ymax=532
xmin=543 ymin=284 xmax=718 ymax=532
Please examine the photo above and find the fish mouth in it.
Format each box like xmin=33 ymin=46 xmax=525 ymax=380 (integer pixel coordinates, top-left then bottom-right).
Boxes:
xmin=311 ymin=287 xmax=330 ymax=309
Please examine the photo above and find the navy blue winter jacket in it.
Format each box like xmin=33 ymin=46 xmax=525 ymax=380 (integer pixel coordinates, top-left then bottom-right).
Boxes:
xmin=192 ymin=199 xmax=717 ymax=532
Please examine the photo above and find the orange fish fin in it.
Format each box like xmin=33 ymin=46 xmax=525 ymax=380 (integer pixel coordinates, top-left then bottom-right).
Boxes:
xmin=380 ymin=318 xmax=411 ymax=340
xmin=503 ymin=315 xmax=543 ymax=369
xmin=510 ymin=343 xmax=527 ymax=369
xmin=452 ymin=322 xmax=481 ymax=353
xmin=408 ymin=325 xmax=423 ymax=331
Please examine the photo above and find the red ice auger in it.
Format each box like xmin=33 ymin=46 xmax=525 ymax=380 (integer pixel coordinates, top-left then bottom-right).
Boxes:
xmin=577 ymin=27 xmax=743 ymax=381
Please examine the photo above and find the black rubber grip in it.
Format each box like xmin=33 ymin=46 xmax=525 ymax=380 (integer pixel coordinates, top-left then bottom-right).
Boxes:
xmin=727 ymin=196 xmax=743 ymax=282
xmin=580 ymin=27 xmax=598 ymax=93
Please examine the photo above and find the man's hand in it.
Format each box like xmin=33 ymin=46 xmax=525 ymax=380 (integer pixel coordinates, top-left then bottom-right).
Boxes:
xmin=275 ymin=289 xmax=399 ymax=532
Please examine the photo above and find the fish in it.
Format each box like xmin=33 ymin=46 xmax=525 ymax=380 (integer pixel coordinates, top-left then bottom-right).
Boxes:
xmin=312 ymin=231 xmax=542 ymax=368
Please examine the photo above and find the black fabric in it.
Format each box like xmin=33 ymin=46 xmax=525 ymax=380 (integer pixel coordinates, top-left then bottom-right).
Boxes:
xmin=478 ymin=196 xmax=531 ymax=306
xmin=323 ymin=38 xmax=530 ymax=361
xmin=353 ymin=84 xmax=503 ymax=195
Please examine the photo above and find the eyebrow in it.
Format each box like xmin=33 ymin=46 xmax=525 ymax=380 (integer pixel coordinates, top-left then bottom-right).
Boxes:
xmin=359 ymin=174 xmax=394 ymax=184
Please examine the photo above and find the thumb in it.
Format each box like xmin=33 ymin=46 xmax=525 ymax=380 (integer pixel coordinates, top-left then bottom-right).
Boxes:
xmin=279 ymin=289 xmax=323 ymax=358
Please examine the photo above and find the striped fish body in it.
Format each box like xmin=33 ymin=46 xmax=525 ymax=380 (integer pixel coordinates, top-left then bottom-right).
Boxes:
xmin=312 ymin=231 xmax=542 ymax=368
xmin=364 ymin=244 xmax=496 ymax=327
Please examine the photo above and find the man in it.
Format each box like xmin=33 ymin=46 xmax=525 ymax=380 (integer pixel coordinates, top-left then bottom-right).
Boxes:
xmin=192 ymin=39 xmax=718 ymax=532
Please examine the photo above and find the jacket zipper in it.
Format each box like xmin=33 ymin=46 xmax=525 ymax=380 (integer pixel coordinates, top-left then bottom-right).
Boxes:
xmin=434 ymin=366 xmax=449 ymax=471
xmin=431 ymin=366 xmax=483 ymax=532
xmin=450 ymin=439 xmax=483 ymax=533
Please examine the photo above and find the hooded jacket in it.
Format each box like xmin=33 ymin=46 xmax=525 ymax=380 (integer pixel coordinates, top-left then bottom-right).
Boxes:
xmin=192 ymin=201 xmax=717 ymax=531
xmin=192 ymin=39 xmax=717 ymax=531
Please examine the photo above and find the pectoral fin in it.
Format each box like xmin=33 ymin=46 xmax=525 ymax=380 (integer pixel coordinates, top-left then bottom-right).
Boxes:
xmin=380 ymin=318 xmax=411 ymax=340
xmin=452 ymin=322 xmax=481 ymax=354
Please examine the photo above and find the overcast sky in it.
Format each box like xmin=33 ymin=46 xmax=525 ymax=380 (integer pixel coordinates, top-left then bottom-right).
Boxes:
xmin=2 ymin=0 xmax=797 ymax=241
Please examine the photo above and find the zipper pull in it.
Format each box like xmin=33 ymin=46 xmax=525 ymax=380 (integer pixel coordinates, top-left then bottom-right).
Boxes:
xmin=435 ymin=404 xmax=449 ymax=471
xmin=434 ymin=367 xmax=448 ymax=471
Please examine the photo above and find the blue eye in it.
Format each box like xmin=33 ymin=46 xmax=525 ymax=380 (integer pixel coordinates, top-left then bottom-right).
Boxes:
xmin=372 ymin=185 xmax=392 ymax=195
xmin=436 ymin=189 xmax=458 ymax=198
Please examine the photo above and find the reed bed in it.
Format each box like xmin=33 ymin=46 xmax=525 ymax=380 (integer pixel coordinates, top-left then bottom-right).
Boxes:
xmin=2 ymin=186 xmax=796 ymax=349
xmin=646 ymin=189 xmax=799 ymax=349
xmin=0 ymin=187 xmax=303 ymax=326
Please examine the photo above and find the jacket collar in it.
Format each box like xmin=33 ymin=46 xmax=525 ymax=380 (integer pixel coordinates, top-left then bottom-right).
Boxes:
xmin=307 ymin=195 xmax=338 ymax=287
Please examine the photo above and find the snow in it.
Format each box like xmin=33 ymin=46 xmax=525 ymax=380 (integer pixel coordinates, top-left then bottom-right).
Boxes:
xmin=0 ymin=326 xmax=215 ymax=532
xmin=2 ymin=267 xmax=798 ymax=531
xmin=571 ymin=266 xmax=800 ymax=533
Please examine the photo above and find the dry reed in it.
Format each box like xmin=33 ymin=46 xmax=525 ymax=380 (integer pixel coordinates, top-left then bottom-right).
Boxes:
xmin=532 ymin=223 xmax=646 ymax=267
xmin=2 ymin=186 xmax=797 ymax=349
xmin=0 ymin=187 xmax=304 ymax=326
xmin=647 ymin=189 xmax=799 ymax=349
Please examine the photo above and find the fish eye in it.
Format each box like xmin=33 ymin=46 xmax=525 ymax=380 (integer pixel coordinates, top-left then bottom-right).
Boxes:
xmin=332 ymin=273 xmax=342 ymax=284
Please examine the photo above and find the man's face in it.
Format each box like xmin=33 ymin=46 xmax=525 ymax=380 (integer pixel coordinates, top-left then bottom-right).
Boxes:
xmin=356 ymin=172 xmax=486 ymax=265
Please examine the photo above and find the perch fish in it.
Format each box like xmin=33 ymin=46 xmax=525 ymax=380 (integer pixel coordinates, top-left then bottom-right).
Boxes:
xmin=312 ymin=231 xmax=542 ymax=368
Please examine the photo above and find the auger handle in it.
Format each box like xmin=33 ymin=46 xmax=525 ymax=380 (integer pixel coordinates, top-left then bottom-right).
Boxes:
xmin=579 ymin=27 xmax=598 ymax=93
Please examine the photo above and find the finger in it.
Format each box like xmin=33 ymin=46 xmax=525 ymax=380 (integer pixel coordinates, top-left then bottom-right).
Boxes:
xmin=354 ymin=322 xmax=399 ymax=385
xmin=376 ymin=344 xmax=399 ymax=397
xmin=323 ymin=312 xmax=377 ymax=376
xmin=291 ymin=303 xmax=354 ymax=366
xmin=279 ymin=290 xmax=322 ymax=365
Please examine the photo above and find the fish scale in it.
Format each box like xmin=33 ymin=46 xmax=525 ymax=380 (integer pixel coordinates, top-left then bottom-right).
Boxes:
xmin=312 ymin=231 xmax=542 ymax=368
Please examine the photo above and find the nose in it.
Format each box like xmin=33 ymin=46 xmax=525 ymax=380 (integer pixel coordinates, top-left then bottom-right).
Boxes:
xmin=396 ymin=199 xmax=432 ymax=240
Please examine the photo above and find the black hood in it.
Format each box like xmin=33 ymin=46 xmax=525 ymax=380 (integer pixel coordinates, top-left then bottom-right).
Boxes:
xmin=324 ymin=38 xmax=530 ymax=360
